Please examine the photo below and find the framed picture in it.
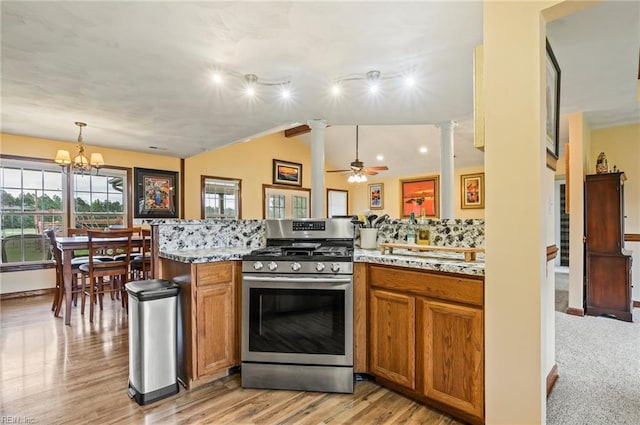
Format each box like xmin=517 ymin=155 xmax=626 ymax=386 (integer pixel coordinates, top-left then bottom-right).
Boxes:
xmin=134 ymin=167 xmax=179 ymax=218
xmin=400 ymin=176 xmax=439 ymax=218
xmin=461 ymin=172 xmax=485 ymax=209
xmin=546 ymin=38 xmax=561 ymax=169
xmin=272 ymin=159 xmax=302 ymax=187
xmin=368 ymin=183 xmax=384 ymax=210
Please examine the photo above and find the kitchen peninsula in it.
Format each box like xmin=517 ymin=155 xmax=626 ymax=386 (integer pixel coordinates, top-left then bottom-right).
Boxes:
xmin=152 ymin=218 xmax=485 ymax=424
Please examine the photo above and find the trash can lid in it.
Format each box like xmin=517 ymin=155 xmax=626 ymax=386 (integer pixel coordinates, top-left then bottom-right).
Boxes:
xmin=125 ymin=279 xmax=179 ymax=300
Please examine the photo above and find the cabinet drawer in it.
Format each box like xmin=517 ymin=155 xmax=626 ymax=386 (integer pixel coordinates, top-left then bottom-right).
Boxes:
xmin=196 ymin=262 xmax=233 ymax=287
xmin=369 ymin=265 xmax=483 ymax=307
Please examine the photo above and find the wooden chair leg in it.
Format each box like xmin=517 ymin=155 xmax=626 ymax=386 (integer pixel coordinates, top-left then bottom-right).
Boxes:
xmin=89 ymin=278 xmax=95 ymax=323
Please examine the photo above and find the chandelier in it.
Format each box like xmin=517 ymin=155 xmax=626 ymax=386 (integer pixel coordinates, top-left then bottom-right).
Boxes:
xmin=54 ymin=122 xmax=104 ymax=174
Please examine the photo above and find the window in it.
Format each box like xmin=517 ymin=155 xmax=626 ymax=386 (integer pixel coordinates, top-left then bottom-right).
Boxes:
xmin=1 ymin=159 xmax=63 ymax=264
xmin=1 ymin=156 xmax=131 ymax=267
xmin=292 ymin=195 xmax=308 ymax=218
xmin=263 ymin=185 xmax=310 ymax=219
xmin=327 ymin=189 xmax=349 ymax=217
xmin=72 ymin=169 xmax=127 ymax=229
xmin=267 ymin=194 xmax=286 ymax=219
xmin=201 ymin=176 xmax=241 ymax=219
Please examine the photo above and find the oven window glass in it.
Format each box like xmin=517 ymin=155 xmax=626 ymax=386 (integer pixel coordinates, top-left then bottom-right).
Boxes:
xmin=248 ymin=288 xmax=345 ymax=355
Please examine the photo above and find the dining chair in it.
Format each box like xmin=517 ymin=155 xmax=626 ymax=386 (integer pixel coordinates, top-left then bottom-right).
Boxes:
xmin=44 ymin=229 xmax=102 ymax=316
xmin=79 ymin=228 xmax=134 ymax=322
xmin=130 ymin=228 xmax=151 ymax=280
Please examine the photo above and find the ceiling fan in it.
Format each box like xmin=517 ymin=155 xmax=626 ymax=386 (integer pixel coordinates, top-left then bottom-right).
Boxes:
xmin=326 ymin=125 xmax=389 ymax=179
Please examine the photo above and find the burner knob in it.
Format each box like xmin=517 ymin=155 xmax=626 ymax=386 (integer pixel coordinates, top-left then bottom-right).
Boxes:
xmin=268 ymin=262 xmax=278 ymax=271
xmin=331 ymin=263 xmax=341 ymax=272
xmin=253 ymin=261 xmax=264 ymax=271
xmin=291 ymin=262 xmax=301 ymax=272
xmin=316 ymin=263 xmax=325 ymax=272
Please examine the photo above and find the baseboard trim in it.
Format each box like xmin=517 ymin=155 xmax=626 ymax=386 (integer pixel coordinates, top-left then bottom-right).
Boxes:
xmin=633 ymin=300 xmax=640 ymax=308
xmin=566 ymin=307 xmax=584 ymax=317
xmin=546 ymin=364 xmax=559 ymax=397
xmin=0 ymin=288 xmax=55 ymax=300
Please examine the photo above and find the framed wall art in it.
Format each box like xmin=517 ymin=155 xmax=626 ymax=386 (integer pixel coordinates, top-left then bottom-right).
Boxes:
xmin=134 ymin=167 xmax=179 ymax=218
xmin=400 ymin=176 xmax=439 ymax=218
xmin=368 ymin=183 xmax=384 ymax=210
xmin=272 ymin=159 xmax=302 ymax=187
xmin=461 ymin=172 xmax=485 ymax=209
xmin=545 ymin=38 xmax=561 ymax=170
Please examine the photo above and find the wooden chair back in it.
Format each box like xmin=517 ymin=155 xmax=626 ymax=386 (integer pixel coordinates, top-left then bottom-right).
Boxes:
xmin=85 ymin=229 xmax=134 ymax=278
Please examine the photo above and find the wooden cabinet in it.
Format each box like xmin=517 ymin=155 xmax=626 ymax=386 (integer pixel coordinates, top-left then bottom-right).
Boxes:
xmin=419 ymin=299 xmax=483 ymax=419
xmin=196 ymin=278 xmax=235 ymax=377
xmin=370 ymin=288 xmax=416 ymax=390
xmin=368 ymin=264 xmax=484 ymax=424
xmin=585 ymin=172 xmax=633 ymax=322
xmin=159 ymin=259 xmax=239 ymax=388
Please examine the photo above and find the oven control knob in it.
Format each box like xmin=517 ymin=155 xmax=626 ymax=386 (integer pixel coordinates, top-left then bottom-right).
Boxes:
xmin=291 ymin=262 xmax=301 ymax=272
xmin=331 ymin=263 xmax=341 ymax=272
xmin=268 ymin=261 xmax=278 ymax=271
xmin=316 ymin=262 xmax=325 ymax=272
xmin=253 ymin=261 xmax=264 ymax=271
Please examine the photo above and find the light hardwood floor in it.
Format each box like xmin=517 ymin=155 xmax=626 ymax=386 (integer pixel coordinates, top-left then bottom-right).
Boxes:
xmin=1 ymin=295 xmax=462 ymax=424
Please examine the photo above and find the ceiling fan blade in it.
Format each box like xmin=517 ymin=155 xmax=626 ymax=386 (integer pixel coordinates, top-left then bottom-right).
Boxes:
xmin=366 ymin=166 xmax=389 ymax=171
xmin=364 ymin=169 xmax=379 ymax=176
xmin=326 ymin=169 xmax=351 ymax=173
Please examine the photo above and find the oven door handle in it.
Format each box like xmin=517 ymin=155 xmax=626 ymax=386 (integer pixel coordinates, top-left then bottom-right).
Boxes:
xmin=243 ymin=275 xmax=352 ymax=284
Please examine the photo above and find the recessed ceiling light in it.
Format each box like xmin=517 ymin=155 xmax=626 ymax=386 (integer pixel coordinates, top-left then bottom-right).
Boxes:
xmin=376 ymin=154 xmax=384 ymax=161
xmin=405 ymin=76 xmax=415 ymax=87
xmin=419 ymin=147 xmax=428 ymax=154
xmin=331 ymin=84 xmax=341 ymax=96
xmin=280 ymin=87 xmax=291 ymax=99
xmin=212 ymin=72 xmax=223 ymax=84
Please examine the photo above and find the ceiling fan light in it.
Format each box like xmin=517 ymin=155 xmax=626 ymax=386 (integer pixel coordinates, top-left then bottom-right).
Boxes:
xmin=348 ymin=175 xmax=356 ymax=183
xmin=360 ymin=174 xmax=368 ymax=182
xmin=331 ymin=84 xmax=341 ymax=96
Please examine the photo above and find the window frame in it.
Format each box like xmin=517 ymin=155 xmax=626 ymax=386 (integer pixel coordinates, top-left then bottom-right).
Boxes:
xmin=0 ymin=154 xmax=132 ymax=272
xmin=71 ymin=166 xmax=131 ymax=229
xmin=326 ymin=188 xmax=349 ymax=218
xmin=200 ymin=175 xmax=242 ymax=219
xmin=262 ymin=184 xmax=311 ymax=219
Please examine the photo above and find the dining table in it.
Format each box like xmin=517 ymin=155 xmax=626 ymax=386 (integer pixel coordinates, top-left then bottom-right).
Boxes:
xmin=56 ymin=235 xmax=148 ymax=325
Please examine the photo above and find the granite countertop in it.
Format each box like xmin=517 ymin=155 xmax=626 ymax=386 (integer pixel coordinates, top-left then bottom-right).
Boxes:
xmin=160 ymin=246 xmax=485 ymax=277
xmin=159 ymin=247 xmax=253 ymax=264
xmin=354 ymin=248 xmax=485 ymax=277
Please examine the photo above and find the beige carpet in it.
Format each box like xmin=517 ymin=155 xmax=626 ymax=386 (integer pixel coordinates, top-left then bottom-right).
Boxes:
xmin=555 ymin=272 xmax=569 ymax=312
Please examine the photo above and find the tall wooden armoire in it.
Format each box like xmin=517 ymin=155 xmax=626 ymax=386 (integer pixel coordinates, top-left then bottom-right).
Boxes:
xmin=584 ymin=172 xmax=633 ymax=322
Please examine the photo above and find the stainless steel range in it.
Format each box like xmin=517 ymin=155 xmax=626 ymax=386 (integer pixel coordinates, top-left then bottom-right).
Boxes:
xmin=241 ymin=218 xmax=355 ymax=394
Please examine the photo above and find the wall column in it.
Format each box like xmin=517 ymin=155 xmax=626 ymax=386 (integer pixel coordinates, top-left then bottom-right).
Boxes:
xmin=438 ymin=120 xmax=456 ymax=219
xmin=307 ymin=119 xmax=328 ymax=218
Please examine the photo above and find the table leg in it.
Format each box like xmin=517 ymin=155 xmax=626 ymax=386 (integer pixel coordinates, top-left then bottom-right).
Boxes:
xmin=62 ymin=251 xmax=73 ymax=325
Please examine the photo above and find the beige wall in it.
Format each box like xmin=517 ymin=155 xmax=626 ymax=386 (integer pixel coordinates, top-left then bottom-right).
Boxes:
xmin=484 ymin=1 xmax=564 ymax=423
xmin=183 ymin=132 xmax=351 ymax=219
xmin=350 ymin=165 xmax=485 ymax=220
xmin=590 ymin=123 xmax=640 ymax=300
xmin=1 ymin=133 xmax=180 ymax=172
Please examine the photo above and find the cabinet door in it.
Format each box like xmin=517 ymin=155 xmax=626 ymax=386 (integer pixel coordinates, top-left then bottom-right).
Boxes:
xmin=196 ymin=281 xmax=235 ymax=378
xmin=369 ymin=289 xmax=416 ymax=390
xmin=420 ymin=299 xmax=483 ymax=418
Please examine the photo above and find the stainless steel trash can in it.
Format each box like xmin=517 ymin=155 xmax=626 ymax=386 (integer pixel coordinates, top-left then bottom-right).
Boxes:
xmin=125 ymin=279 xmax=180 ymax=405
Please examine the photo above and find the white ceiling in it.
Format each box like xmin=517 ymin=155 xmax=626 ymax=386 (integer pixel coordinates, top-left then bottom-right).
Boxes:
xmin=1 ymin=1 xmax=638 ymax=177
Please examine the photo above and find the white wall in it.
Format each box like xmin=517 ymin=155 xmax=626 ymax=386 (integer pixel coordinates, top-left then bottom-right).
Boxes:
xmin=0 ymin=269 xmax=55 ymax=294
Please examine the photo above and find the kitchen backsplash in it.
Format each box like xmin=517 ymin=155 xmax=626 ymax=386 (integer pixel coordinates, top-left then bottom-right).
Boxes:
xmin=370 ymin=219 xmax=485 ymax=248
xmin=153 ymin=218 xmax=484 ymax=252
xmin=154 ymin=219 xmax=265 ymax=251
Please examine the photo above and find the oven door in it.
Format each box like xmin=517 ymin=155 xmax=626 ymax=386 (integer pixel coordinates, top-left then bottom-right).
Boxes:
xmin=242 ymin=274 xmax=353 ymax=366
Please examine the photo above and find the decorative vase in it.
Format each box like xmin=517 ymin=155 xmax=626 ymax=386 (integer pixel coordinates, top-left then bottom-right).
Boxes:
xmin=596 ymin=152 xmax=609 ymax=174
